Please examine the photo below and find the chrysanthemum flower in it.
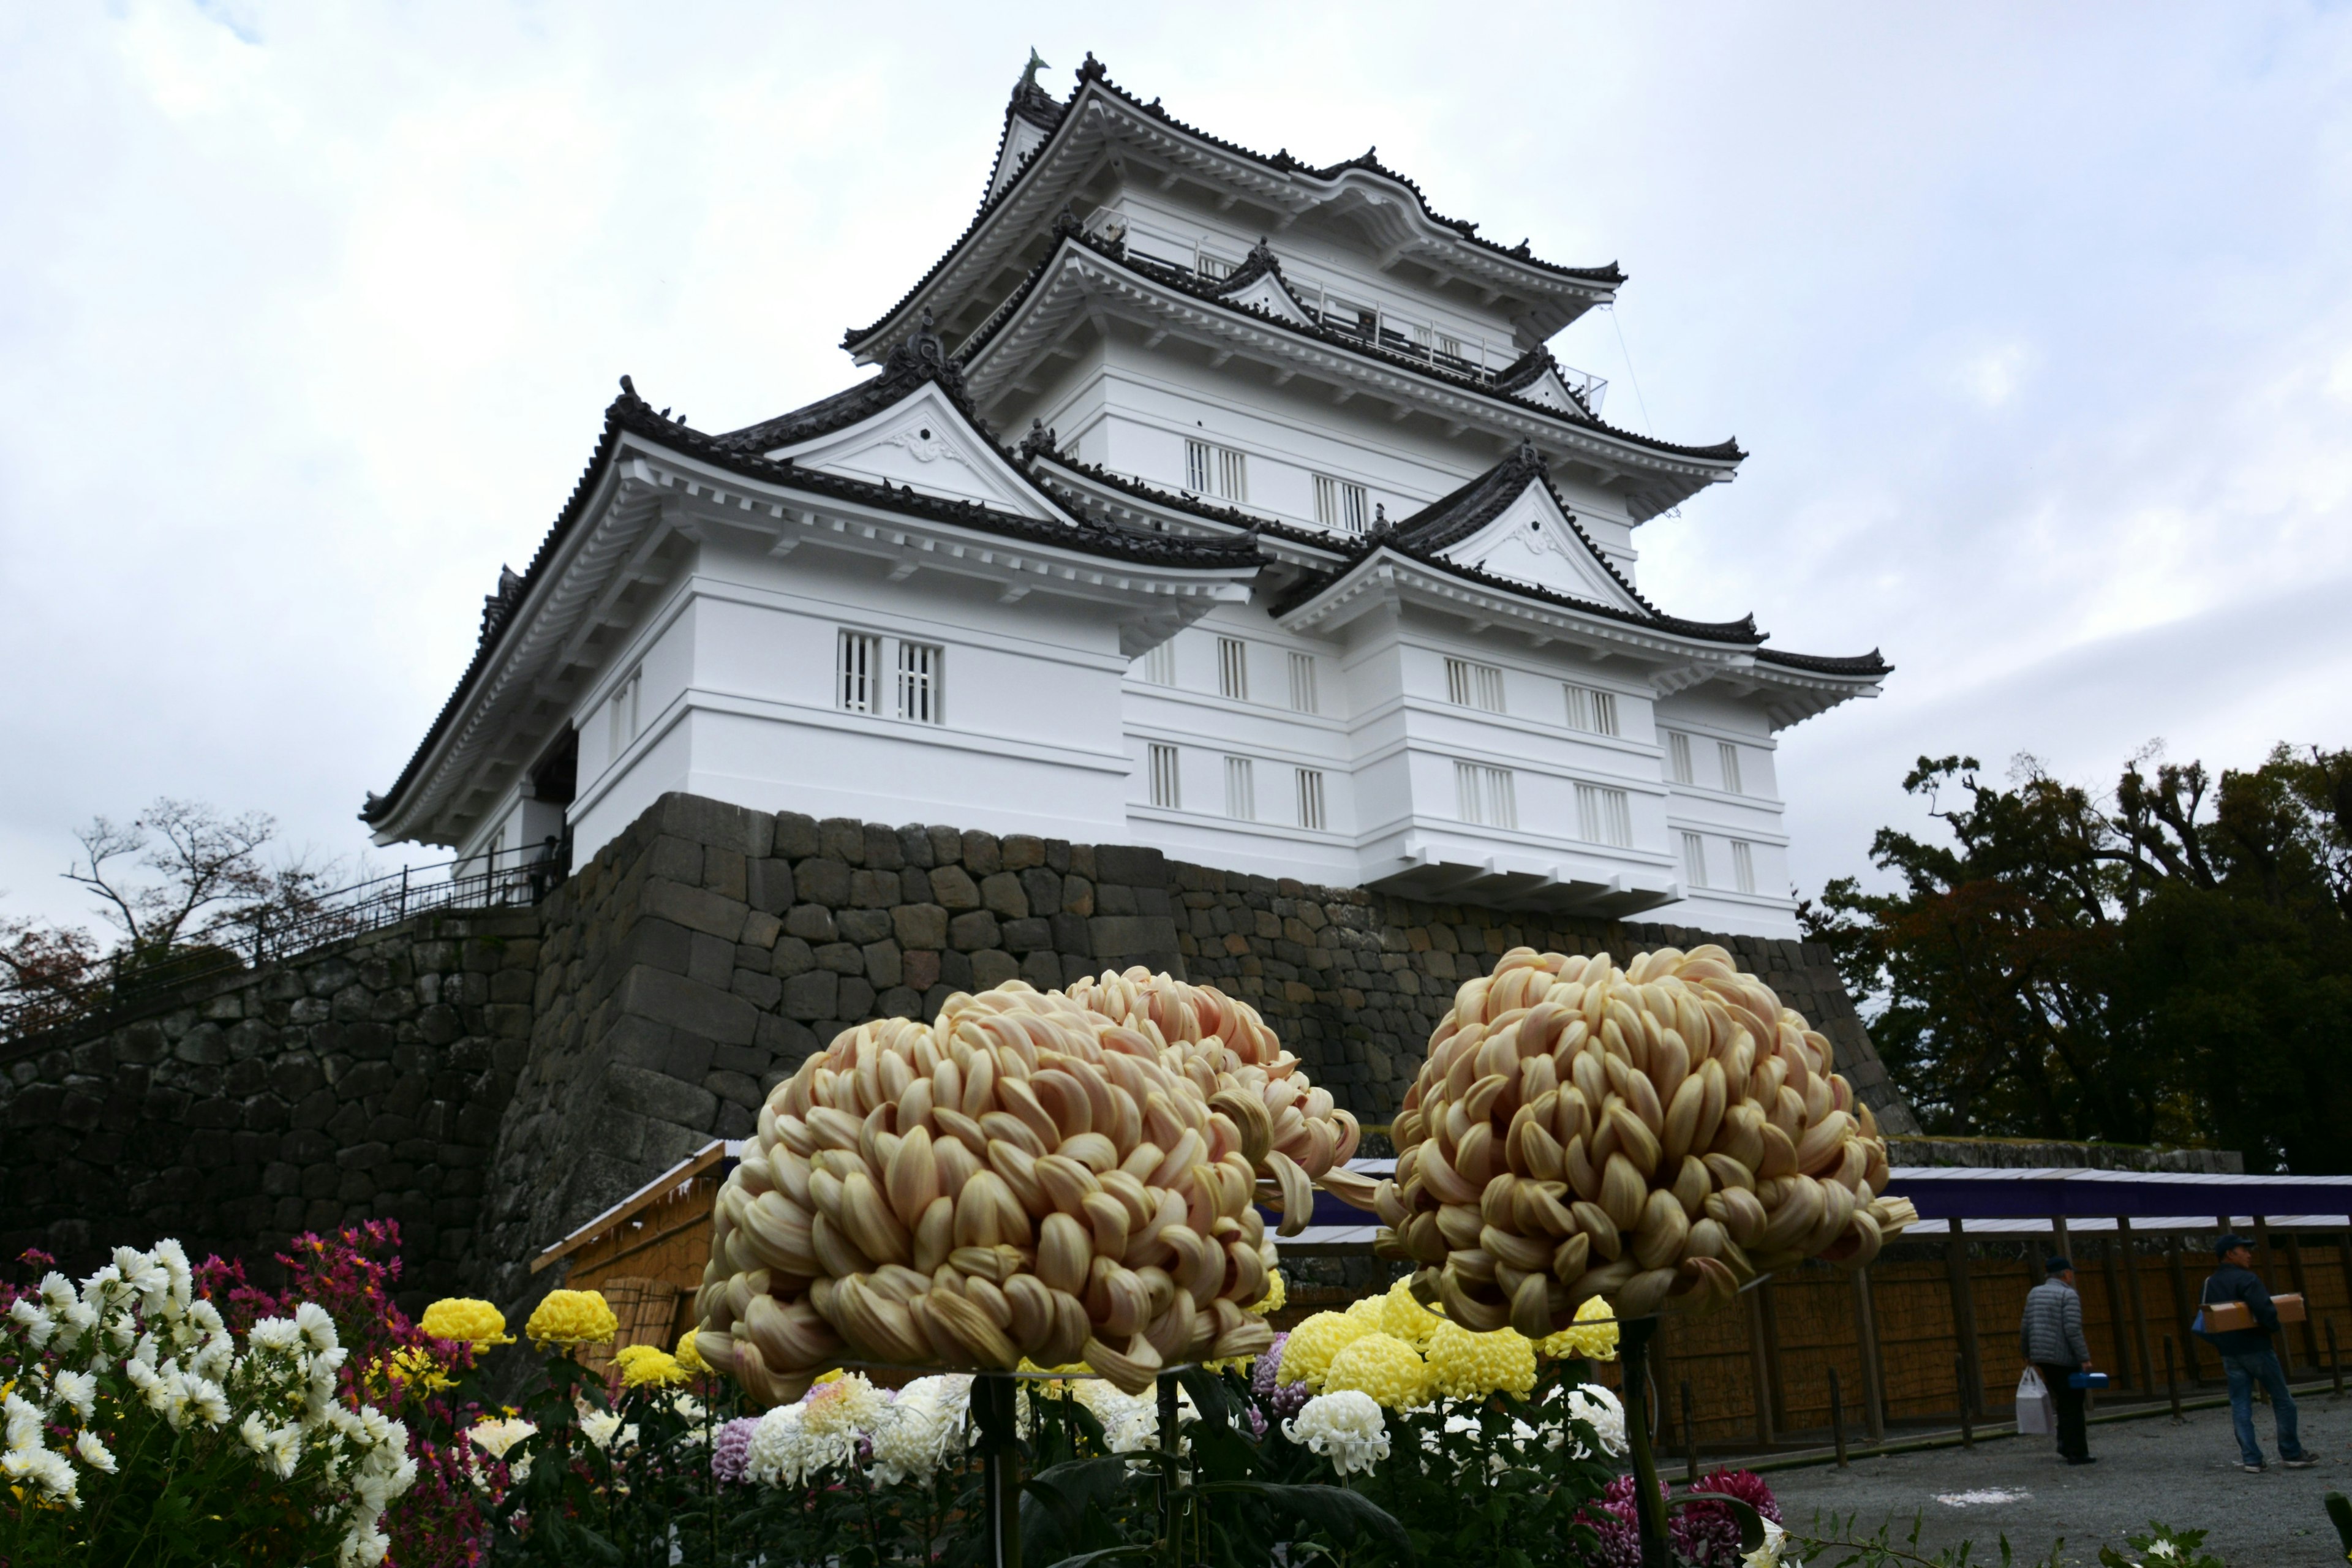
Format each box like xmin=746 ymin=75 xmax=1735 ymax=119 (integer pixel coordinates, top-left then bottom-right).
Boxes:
xmin=420 ymin=1298 xmax=513 ymax=1348
xmin=1283 ymin=1390 xmax=1390 ymax=1476
xmin=1537 ymin=1295 xmax=1621 ymax=1362
xmin=1321 ymin=1332 xmax=1430 ymax=1410
xmin=613 ymin=1344 xmax=690 ymax=1388
xmin=1424 ymin=1320 xmax=1537 ymax=1400
xmin=1276 ymin=1311 xmax=1372 ymax=1390
xmin=1248 ymin=1269 xmax=1287 ymax=1315
xmin=1378 ymin=1278 xmax=1446 ymax=1349
xmin=523 ymin=1290 xmax=617 ymax=1349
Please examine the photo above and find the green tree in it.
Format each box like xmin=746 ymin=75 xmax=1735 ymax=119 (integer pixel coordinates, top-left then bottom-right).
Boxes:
xmin=1804 ymin=745 xmax=2352 ymax=1170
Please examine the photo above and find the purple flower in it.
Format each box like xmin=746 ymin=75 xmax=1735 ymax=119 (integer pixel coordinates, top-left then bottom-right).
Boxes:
xmin=712 ymin=1416 xmax=760 ymax=1484
xmin=1671 ymin=1469 xmax=1782 ymax=1566
xmin=1251 ymin=1334 xmax=1307 ymax=1422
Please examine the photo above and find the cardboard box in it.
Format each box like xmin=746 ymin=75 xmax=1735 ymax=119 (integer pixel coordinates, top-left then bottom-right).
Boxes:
xmin=2202 ymin=1295 xmax=2304 ymax=1332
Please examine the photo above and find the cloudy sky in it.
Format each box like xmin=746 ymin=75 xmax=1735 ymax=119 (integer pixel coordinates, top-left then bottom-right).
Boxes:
xmin=4 ymin=2 xmax=2350 ymax=935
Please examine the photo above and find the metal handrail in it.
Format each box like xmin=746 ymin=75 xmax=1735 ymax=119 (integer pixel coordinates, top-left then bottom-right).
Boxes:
xmin=0 ymin=837 xmax=570 ymax=1044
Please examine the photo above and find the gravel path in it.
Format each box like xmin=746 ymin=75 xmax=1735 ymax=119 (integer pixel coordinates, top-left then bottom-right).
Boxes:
xmin=1763 ymin=1392 xmax=2352 ymax=1566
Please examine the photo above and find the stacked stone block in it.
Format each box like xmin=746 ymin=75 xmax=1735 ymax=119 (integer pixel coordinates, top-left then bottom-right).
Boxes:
xmin=0 ymin=910 xmax=533 ymax=1304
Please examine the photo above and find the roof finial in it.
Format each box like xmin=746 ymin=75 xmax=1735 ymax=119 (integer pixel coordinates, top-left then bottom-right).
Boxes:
xmin=1370 ymin=503 xmax=1390 ymax=537
xmin=618 ymin=374 xmax=637 ymax=399
xmin=1017 ymin=418 xmax=1060 ymax=462
xmin=1514 ymin=437 xmax=1541 ymax=472
xmin=1018 ymin=47 xmax=1049 ymax=94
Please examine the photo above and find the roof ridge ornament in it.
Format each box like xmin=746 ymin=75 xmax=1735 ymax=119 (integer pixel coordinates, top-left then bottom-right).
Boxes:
xmin=478 ymin=564 xmax=525 ymax=648
xmin=1017 ymin=47 xmax=1047 ymax=94
xmin=881 ymin=307 xmax=964 ymax=398
xmin=1077 ymin=51 xmax=1107 ymax=84
xmin=1017 ymin=418 xmax=1060 ymax=462
xmin=1051 ymin=203 xmax=1085 ymax=240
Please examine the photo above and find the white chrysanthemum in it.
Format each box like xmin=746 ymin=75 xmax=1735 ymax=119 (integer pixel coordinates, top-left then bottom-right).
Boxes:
xmin=578 ymin=1408 xmax=638 ymax=1452
xmin=50 ymin=1370 xmax=96 ymax=1420
xmin=38 ymin=1272 xmax=75 ymax=1311
xmin=4 ymin=1392 xmax=42 ymax=1453
xmin=468 ymin=1415 xmax=536 ymax=1463
xmin=869 ymin=1374 xmax=972 ymax=1486
xmin=1283 ymin=1390 xmax=1390 ymax=1477
xmin=241 ymin=1411 xmax=275 ymax=1455
xmin=183 ymin=1374 xmax=230 ymax=1428
xmin=1741 ymin=1517 xmax=1788 ymax=1567
xmin=189 ymin=1298 xmax=225 ymax=1334
xmin=2 ymin=1444 xmax=78 ymax=1507
xmin=249 ymin=1317 xmax=303 ymax=1353
xmin=1557 ymin=1384 xmax=1626 ymax=1458
xmin=746 ymin=1403 xmax=820 ymax=1487
xmin=74 ymin=1430 xmax=117 ymax=1474
xmin=295 ymin=1302 xmax=339 ymax=1353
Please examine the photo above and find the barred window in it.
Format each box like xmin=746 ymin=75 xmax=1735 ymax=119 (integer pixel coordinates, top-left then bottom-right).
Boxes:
xmin=1185 ymin=439 xmax=1248 ymax=502
xmin=1577 ymin=783 xmax=1633 ymax=848
xmin=1664 ymin=729 xmax=1694 ymax=785
xmin=607 ymin=668 xmax=641 ymax=757
xmin=1313 ymin=475 xmax=1368 ymax=534
xmin=1717 ymin=741 xmax=1744 ymax=795
xmin=1732 ymin=840 xmax=1757 ymax=895
xmin=1287 ymin=651 xmax=1319 ymax=714
xmin=1224 ymin=756 xmax=1256 ymax=820
xmin=1455 ymin=761 xmax=1517 ymax=829
xmin=1296 ymin=768 xmax=1327 ymax=831
xmin=1680 ymin=832 xmax=1709 ymax=889
xmin=1148 ymin=744 xmax=1181 ymax=810
xmin=1564 ymin=683 xmax=1619 ymax=737
xmin=837 ymin=631 xmax=883 ymax=715
xmin=1217 ymin=636 xmax=1249 ymax=701
xmin=896 ymin=641 xmax=941 ymax=725
xmin=1142 ymin=641 xmax=1177 ymax=686
xmin=1445 ymin=657 xmax=1505 ymax=712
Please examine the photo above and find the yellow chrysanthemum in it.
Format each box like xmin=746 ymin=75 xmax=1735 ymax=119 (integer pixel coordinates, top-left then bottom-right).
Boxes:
xmin=1537 ymin=1295 xmax=1621 ymax=1363
xmin=1321 ymin=1332 xmax=1430 ymax=1411
xmin=1424 ymin=1320 xmax=1537 ymax=1400
xmin=524 ymin=1289 xmax=619 ymax=1349
xmin=421 ymin=1297 xmax=513 ymax=1347
xmin=674 ymin=1325 xmax=708 ymax=1375
xmin=371 ymin=1344 xmax=453 ymax=1396
xmin=1378 ymin=1278 xmax=1446 ymax=1349
xmin=1345 ymin=1296 xmax=1385 ymax=1329
xmin=613 ymin=1344 xmax=690 ymax=1388
xmin=1276 ymin=1311 xmax=1371 ymax=1390
xmin=1248 ymin=1269 xmax=1287 ymax=1316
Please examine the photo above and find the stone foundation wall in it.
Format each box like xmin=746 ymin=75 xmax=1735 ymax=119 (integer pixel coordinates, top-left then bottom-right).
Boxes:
xmin=4 ymin=790 xmax=1920 ymax=1317
xmin=0 ymin=910 xmax=535 ymax=1304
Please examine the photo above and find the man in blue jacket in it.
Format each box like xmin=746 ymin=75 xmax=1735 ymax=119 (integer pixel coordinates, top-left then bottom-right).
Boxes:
xmin=2199 ymin=1234 xmax=2315 ymax=1473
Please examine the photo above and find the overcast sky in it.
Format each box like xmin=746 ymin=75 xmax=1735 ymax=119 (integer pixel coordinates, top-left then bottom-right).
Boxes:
xmin=4 ymin=3 xmax=2350 ymax=935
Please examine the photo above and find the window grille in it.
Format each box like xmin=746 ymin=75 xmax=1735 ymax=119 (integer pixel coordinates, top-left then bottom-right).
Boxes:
xmin=1665 ymin=730 xmax=1694 ymax=785
xmin=1681 ymin=832 xmax=1709 ymax=889
xmin=1732 ymin=841 xmax=1757 ymax=895
xmin=1455 ymin=762 xmax=1517 ymax=829
xmin=896 ymin=641 xmax=941 ymax=724
xmin=1445 ymin=657 xmax=1505 ymax=712
xmin=1224 ymin=756 xmax=1256 ymax=820
xmin=1185 ymin=440 xmax=1248 ymax=502
xmin=1148 ymin=744 xmax=1181 ymax=810
xmin=1217 ymin=636 xmax=1248 ymax=701
xmin=1438 ymin=333 xmax=1463 ymax=359
xmin=1576 ymin=783 xmax=1632 ymax=848
xmin=1143 ymin=641 xmax=1177 ymax=686
xmin=1564 ymin=683 xmax=1619 ymax=736
xmin=1313 ymin=475 xmax=1368 ymax=534
xmin=608 ymin=669 xmax=641 ymax=758
xmin=1287 ymin=651 xmax=1319 ymax=714
xmin=1196 ymin=251 xmax=1234 ymax=281
xmin=1717 ymin=741 xmax=1744 ymax=795
xmin=1296 ymin=768 xmax=1327 ymax=831
xmin=837 ymin=631 xmax=883 ymax=715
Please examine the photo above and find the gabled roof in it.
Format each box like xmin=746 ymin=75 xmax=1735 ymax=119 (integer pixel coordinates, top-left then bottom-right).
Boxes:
xmin=361 ymin=337 xmax=1259 ymax=834
xmin=954 ymin=227 xmax=1744 ymax=503
xmin=845 ymin=54 xmax=1626 ymax=360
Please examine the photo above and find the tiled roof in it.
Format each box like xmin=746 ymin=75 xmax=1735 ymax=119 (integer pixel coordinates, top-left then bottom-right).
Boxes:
xmin=1755 ymin=646 xmax=1893 ymax=677
xmin=361 ymin=360 xmax=1256 ymax=828
xmin=960 ymin=227 xmax=1746 ymax=467
xmin=1019 ymin=443 xmax=1348 ymax=557
xmin=843 ymin=54 xmax=1624 ymax=355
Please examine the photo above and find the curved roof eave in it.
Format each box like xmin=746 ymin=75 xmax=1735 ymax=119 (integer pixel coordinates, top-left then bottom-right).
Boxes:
xmin=843 ymin=56 xmax=1626 ymax=360
xmin=956 ymin=232 xmax=1744 ymax=492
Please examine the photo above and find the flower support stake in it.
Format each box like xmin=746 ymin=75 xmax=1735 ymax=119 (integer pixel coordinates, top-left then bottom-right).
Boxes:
xmin=972 ymin=1372 xmax=1022 ymax=1568
xmin=1618 ymin=1314 xmax=1672 ymax=1568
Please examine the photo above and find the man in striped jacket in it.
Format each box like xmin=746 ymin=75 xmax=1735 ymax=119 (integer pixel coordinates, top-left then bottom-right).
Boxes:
xmin=2019 ymin=1256 xmax=2095 ymax=1464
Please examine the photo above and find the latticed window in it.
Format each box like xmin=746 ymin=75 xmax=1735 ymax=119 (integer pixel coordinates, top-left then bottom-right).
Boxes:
xmin=1577 ymin=783 xmax=1632 ymax=848
xmin=1717 ymin=741 xmax=1744 ymax=795
xmin=1224 ymin=756 xmax=1256 ymax=820
xmin=1296 ymin=768 xmax=1327 ymax=831
xmin=1142 ymin=641 xmax=1177 ymax=685
xmin=1664 ymin=729 xmax=1694 ymax=785
xmin=1564 ymin=683 xmax=1619 ymax=736
xmin=896 ymin=641 xmax=941 ymax=725
xmin=1185 ymin=440 xmax=1248 ymax=502
xmin=1314 ymin=475 xmax=1368 ymax=533
xmin=607 ymin=668 xmax=641 ymax=758
xmin=1148 ymin=744 xmax=1180 ymax=810
xmin=1217 ymin=637 xmax=1248 ymax=701
xmin=1455 ymin=762 xmax=1517 ymax=828
xmin=1681 ymin=832 xmax=1709 ymax=888
xmin=837 ymin=632 xmax=882 ymax=715
xmin=1287 ymin=652 xmax=1319 ymax=714
xmin=1732 ymin=840 xmax=1757 ymax=895
xmin=1446 ymin=657 xmax=1505 ymax=712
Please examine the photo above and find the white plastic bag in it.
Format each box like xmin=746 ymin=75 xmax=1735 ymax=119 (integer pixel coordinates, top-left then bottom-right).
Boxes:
xmin=2015 ymin=1366 xmax=2054 ymax=1436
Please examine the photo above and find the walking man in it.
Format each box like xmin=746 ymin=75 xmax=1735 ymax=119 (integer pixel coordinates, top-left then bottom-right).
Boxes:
xmin=2020 ymin=1255 xmax=2096 ymax=1465
xmin=2199 ymin=1234 xmax=2315 ymax=1474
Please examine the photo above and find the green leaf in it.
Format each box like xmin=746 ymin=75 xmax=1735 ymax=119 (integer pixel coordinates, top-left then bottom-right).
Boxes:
xmin=1038 ymin=1550 xmax=1157 ymax=1568
xmin=1674 ymin=1490 xmax=1768 ymax=1553
xmin=1198 ymin=1480 xmax=1414 ymax=1560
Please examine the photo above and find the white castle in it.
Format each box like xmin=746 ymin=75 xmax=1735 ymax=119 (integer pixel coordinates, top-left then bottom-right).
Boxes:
xmin=364 ymin=56 xmax=1885 ymax=939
